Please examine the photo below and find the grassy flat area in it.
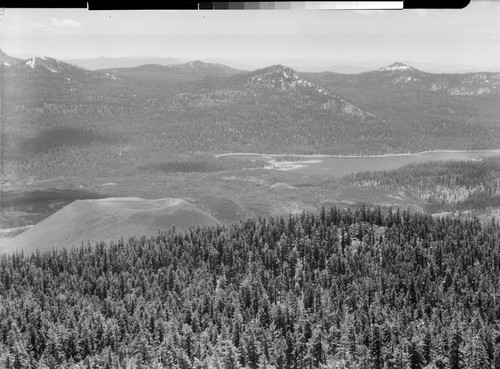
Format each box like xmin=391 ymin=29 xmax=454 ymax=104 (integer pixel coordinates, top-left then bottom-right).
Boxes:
xmin=1 ymin=166 xmax=422 ymax=241
xmin=3 ymin=153 xmax=499 ymax=245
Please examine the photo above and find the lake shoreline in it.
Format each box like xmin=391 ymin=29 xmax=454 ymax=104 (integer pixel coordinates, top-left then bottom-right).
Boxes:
xmin=215 ymin=149 xmax=500 ymax=159
xmin=220 ymin=149 xmax=500 ymax=177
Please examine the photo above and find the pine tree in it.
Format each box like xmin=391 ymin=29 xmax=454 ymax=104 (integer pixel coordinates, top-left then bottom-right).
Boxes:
xmin=2 ymin=353 xmax=12 ymax=369
xmin=448 ymin=328 xmax=464 ymax=369
xmin=182 ymin=324 xmax=194 ymax=361
xmin=285 ymin=332 xmax=294 ymax=369
xmin=494 ymin=344 xmax=500 ymax=369
xmin=176 ymin=347 xmax=193 ymax=369
xmin=370 ymin=326 xmax=383 ymax=369
xmin=422 ymin=331 xmax=432 ymax=366
xmin=223 ymin=340 xmax=241 ymax=369
xmin=258 ymin=352 xmax=269 ymax=369
xmin=246 ymin=333 xmax=260 ymax=369
xmin=464 ymin=334 xmax=489 ymax=369
xmin=258 ymin=296 xmax=271 ymax=328
xmin=136 ymin=331 xmax=151 ymax=367
xmin=408 ymin=341 xmax=423 ymax=369
xmin=7 ymin=322 xmax=29 ymax=369
xmin=310 ymin=327 xmax=325 ymax=368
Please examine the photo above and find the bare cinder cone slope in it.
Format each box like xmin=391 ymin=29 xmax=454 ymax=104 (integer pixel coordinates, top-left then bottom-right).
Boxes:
xmin=0 ymin=197 xmax=220 ymax=254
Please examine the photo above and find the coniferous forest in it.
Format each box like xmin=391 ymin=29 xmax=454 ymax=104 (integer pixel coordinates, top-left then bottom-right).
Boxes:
xmin=1 ymin=208 xmax=500 ymax=368
xmin=348 ymin=157 xmax=500 ymax=212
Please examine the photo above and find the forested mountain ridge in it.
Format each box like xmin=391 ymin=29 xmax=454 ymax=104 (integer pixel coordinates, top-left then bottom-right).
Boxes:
xmin=172 ymin=64 xmax=383 ymax=123
xmin=1 ymin=207 xmax=500 ymax=368
xmin=2 ymin=50 xmax=500 ymax=182
xmin=6 ymin=56 xmax=119 ymax=81
xmin=2 ymin=51 xmax=392 ymax=170
xmin=308 ymin=62 xmax=500 ymax=96
xmin=303 ymin=63 xmax=500 ymax=154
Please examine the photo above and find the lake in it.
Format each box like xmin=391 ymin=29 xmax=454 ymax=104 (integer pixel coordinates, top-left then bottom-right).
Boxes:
xmin=218 ymin=150 xmax=500 ymax=178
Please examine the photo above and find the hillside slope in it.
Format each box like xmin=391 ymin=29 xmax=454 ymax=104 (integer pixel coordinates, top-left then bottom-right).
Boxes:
xmin=0 ymin=197 xmax=220 ymax=253
xmin=0 ymin=49 xmax=22 ymax=67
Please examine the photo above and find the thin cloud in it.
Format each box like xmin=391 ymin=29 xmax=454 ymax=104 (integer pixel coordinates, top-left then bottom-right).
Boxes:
xmin=415 ymin=9 xmax=428 ymax=17
xmin=50 ymin=18 xmax=80 ymax=28
xmin=30 ymin=22 xmax=49 ymax=28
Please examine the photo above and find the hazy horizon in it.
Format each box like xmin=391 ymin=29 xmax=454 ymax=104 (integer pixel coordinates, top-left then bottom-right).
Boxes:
xmin=1 ymin=0 xmax=499 ymax=72
xmin=4 ymin=52 xmax=500 ymax=74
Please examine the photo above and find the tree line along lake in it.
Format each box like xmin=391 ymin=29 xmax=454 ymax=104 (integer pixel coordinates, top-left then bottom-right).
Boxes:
xmin=217 ymin=150 xmax=500 ymax=178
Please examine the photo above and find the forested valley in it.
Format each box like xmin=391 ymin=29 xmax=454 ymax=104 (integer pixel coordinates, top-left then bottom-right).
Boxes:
xmin=1 ymin=207 xmax=500 ymax=368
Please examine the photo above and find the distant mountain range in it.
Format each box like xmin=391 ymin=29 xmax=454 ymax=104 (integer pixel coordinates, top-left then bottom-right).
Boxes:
xmin=292 ymin=61 xmax=500 ymax=74
xmin=4 ymin=51 xmax=500 ymax=74
xmin=306 ymin=62 xmax=500 ymax=97
xmin=62 ymin=56 xmax=187 ymax=70
xmin=4 ymin=50 xmax=498 ymax=95
xmin=7 ymin=56 xmax=119 ymax=80
xmin=2 ymin=49 xmax=499 ymax=157
xmin=100 ymin=60 xmax=243 ymax=82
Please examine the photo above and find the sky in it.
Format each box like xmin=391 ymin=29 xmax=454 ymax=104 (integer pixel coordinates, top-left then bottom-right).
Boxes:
xmin=0 ymin=0 xmax=499 ymax=71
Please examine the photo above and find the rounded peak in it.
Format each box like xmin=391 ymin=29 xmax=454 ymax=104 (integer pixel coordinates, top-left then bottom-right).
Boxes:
xmin=180 ymin=60 xmax=233 ymax=71
xmin=262 ymin=64 xmax=296 ymax=73
xmin=244 ymin=64 xmax=332 ymax=95
xmin=250 ymin=64 xmax=299 ymax=80
xmin=269 ymin=64 xmax=290 ymax=69
xmin=187 ymin=60 xmax=204 ymax=65
xmin=378 ymin=62 xmax=417 ymax=72
xmin=179 ymin=60 xmax=224 ymax=70
xmin=17 ymin=56 xmax=86 ymax=74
